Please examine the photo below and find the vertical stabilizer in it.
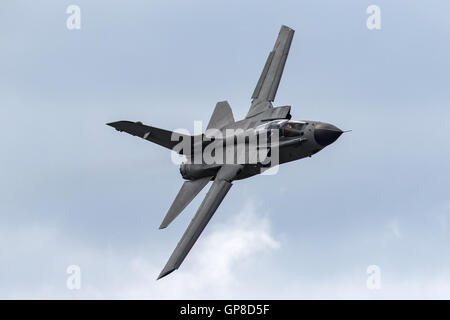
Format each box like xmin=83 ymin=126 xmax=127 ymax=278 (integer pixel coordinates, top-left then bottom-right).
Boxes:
xmin=206 ymin=101 xmax=235 ymax=130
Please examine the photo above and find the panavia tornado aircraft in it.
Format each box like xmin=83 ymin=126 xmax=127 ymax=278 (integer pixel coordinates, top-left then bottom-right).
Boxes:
xmin=107 ymin=25 xmax=344 ymax=279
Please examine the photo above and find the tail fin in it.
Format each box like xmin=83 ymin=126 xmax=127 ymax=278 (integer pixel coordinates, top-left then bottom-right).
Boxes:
xmin=108 ymin=100 xmax=235 ymax=153
xmin=206 ymin=101 xmax=235 ymax=130
xmin=159 ymin=176 xmax=212 ymax=229
xmin=107 ymin=121 xmax=194 ymax=154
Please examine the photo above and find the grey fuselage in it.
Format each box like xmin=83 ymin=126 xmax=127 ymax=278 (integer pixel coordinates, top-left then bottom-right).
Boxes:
xmin=180 ymin=116 xmax=342 ymax=181
xmin=107 ymin=25 xmax=345 ymax=280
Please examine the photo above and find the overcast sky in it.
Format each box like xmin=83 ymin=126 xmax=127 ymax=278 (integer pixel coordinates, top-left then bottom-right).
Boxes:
xmin=1 ymin=0 xmax=450 ymax=299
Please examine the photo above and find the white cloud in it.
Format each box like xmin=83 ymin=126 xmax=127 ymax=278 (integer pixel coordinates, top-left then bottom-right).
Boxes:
xmin=118 ymin=200 xmax=280 ymax=299
xmin=387 ymin=219 xmax=402 ymax=239
xmin=0 ymin=200 xmax=281 ymax=299
xmin=3 ymin=202 xmax=450 ymax=299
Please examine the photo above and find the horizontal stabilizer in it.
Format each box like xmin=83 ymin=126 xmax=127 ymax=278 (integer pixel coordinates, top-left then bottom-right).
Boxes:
xmin=157 ymin=165 xmax=242 ymax=279
xmin=107 ymin=121 xmax=194 ymax=154
xmin=160 ymin=176 xmax=212 ymax=229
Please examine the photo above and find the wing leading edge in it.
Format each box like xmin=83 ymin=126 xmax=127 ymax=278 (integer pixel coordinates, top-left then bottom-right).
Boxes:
xmin=246 ymin=25 xmax=295 ymax=118
xmin=157 ymin=165 xmax=242 ymax=279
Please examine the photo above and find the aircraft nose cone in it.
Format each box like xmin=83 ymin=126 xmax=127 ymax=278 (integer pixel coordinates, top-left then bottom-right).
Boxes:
xmin=314 ymin=123 xmax=343 ymax=147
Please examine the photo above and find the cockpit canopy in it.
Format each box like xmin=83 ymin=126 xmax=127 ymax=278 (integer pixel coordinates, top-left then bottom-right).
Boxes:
xmin=283 ymin=120 xmax=307 ymax=137
xmin=255 ymin=120 xmax=307 ymax=137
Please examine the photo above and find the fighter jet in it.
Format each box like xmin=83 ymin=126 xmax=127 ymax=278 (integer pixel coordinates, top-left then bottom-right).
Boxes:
xmin=107 ymin=25 xmax=344 ymax=279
